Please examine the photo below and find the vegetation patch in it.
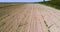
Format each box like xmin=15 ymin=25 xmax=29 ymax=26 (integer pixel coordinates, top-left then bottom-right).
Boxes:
xmin=44 ymin=21 xmax=51 ymax=32
xmin=38 ymin=1 xmax=60 ymax=10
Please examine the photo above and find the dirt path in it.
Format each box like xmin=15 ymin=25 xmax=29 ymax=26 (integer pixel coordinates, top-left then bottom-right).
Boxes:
xmin=0 ymin=4 xmax=60 ymax=32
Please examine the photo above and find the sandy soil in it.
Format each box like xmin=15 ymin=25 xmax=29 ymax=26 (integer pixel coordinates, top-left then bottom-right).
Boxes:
xmin=0 ymin=4 xmax=60 ymax=32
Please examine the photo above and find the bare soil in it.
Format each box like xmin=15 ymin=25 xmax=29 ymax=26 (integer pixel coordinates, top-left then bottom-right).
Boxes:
xmin=0 ymin=4 xmax=60 ymax=32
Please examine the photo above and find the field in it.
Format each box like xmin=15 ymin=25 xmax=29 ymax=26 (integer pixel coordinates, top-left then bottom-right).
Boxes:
xmin=0 ymin=4 xmax=60 ymax=32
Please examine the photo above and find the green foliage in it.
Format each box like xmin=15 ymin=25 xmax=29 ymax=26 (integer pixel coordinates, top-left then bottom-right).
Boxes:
xmin=51 ymin=0 xmax=60 ymax=5
xmin=38 ymin=1 xmax=60 ymax=10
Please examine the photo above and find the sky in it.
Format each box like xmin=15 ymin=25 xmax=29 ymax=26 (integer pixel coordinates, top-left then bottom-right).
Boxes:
xmin=0 ymin=0 xmax=49 ymax=2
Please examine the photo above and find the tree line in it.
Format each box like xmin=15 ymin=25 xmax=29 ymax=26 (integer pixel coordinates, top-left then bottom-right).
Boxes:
xmin=42 ymin=0 xmax=60 ymax=5
xmin=51 ymin=0 xmax=60 ymax=5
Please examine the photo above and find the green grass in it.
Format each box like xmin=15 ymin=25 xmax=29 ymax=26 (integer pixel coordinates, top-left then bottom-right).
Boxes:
xmin=0 ymin=5 xmax=15 ymax=8
xmin=38 ymin=1 xmax=60 ymax=10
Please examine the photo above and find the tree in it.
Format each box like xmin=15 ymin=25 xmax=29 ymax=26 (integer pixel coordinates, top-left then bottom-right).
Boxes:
xmin=43 ymin=0 xmax=45 ymax=2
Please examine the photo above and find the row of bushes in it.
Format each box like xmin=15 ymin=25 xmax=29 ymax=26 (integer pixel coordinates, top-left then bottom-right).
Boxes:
xmin=38 ymin=0 xmax=60 ymax=9
xmin=51 ymin=0 xmax=60 ymax=5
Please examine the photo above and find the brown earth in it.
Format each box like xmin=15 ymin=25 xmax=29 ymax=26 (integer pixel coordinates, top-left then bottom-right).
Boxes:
xmin=0 ymin=4 xmax=60 ymax=32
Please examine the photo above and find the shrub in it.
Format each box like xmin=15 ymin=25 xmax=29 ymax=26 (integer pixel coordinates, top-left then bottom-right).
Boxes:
xmin=51 ymin=0 xmax=60 ymax=5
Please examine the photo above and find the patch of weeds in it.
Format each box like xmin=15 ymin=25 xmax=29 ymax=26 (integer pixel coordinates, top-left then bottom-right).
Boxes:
xmin=0 ymin=5 xmax=14 ymax=8
xmin=44 ymin=21 xmax=51 ymax=32
xmin=48 ymin=30 xmax=50 ymax=32
xmin=44 ymin=21 xmax=48 ymax=27
xmin=0 ymin=22 xmax=5 ymax=27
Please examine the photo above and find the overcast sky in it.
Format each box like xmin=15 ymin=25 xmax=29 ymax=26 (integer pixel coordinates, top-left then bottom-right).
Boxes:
xmin=0 ymin=0 xmax=49 ymax=2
